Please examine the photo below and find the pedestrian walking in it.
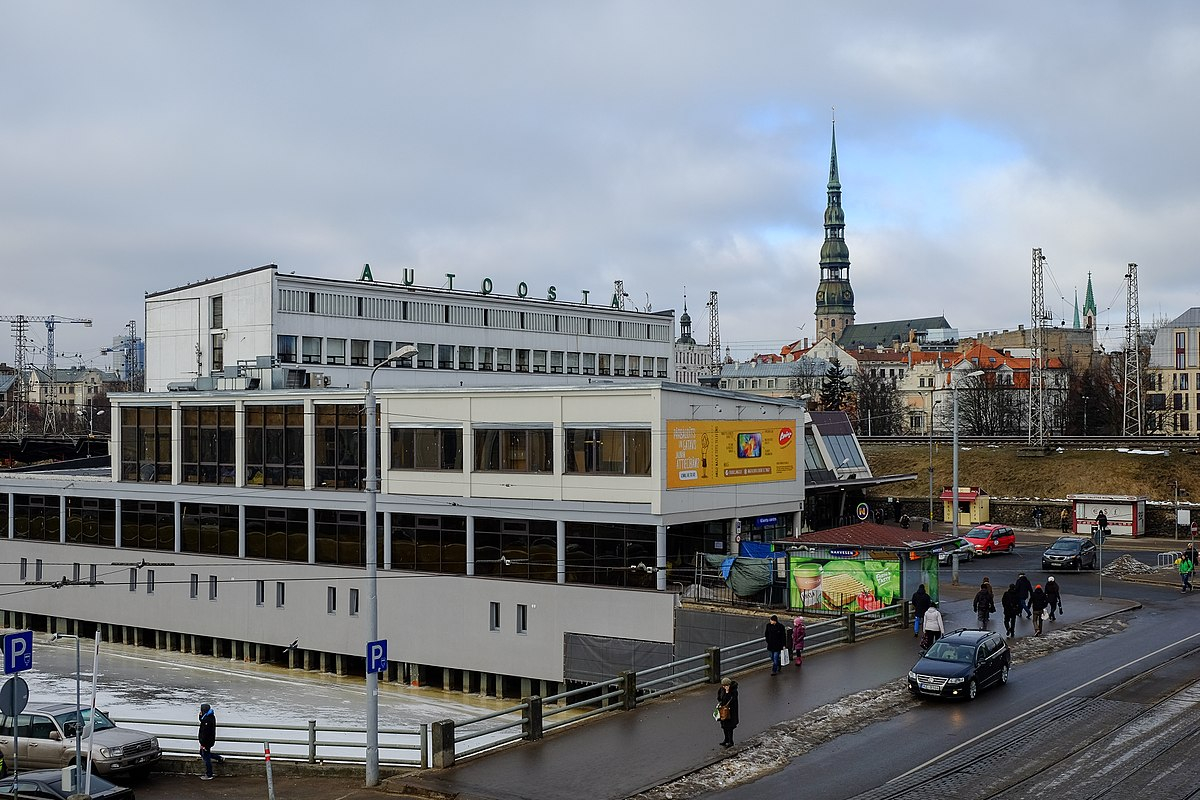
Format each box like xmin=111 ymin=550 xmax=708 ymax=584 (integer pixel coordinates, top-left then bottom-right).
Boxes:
xmin=1059 ymin=508 xmax=1070 ymax=534
xmin=791 ymin=615 xmax=805 ymax=668
xmin=1001 ymin=583 xmax=1020 ymax=637
xmin=1097 ymin=510 xmax=1108 ymax=533
xmin=1178 ymin=554 xmax=1194 ymax=593
xmin=1033 ymin=506 xmax=1043 ymax=528
xmin=973 ymin=581 xmax=995 ymax=628
xmin=1045 ymin=575 xmax=1062 ymax=621
xmin=198 ymin=702 xmax=226 ymax=780
xmin=764 ymin=614 xmax=787 ymax=675
xmin=911 ymin=583 xmax=932 ymax=637
xmin=1031 ymin=584 xmax=1048 ymax=636
xmin=920 ymin=603 xmax=944 ymax=652
xmin=716 ymin=677 xmax=739 ymax=747
xmin=1015 ymin=572 xmax=1033 ymax=619
xmin=1183 ymin=542 xmax=1198 ymax=568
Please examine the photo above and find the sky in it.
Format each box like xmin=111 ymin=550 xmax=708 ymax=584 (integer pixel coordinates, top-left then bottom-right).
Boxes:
xmin=3 ymin=1 xmax=1199 ymax=371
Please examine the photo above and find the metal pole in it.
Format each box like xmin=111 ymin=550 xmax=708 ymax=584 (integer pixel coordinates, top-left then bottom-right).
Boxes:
xmin=74 ymin=637 xmax=81 ymax=779
xmin=365 ymin=374 xmax=380 ymax=787
xmin=952 ymin=383 xmax=960 ymax=540
xmin=928 ymin=390 xmax=935 ymax=523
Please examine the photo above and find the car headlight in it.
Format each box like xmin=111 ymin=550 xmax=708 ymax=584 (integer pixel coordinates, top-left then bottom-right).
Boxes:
xmin=908 ymin=671 xmax=918 ymax=680
xmin=151 ymin=737 xmax=160 ymax=749
xmin=946 ymin=677 xmax=965 ymax=684
xmin=99 ymin=746 xmax=119 ymax=758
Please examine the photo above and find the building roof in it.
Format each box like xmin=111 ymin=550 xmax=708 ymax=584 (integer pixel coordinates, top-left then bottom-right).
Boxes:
xmin=838 ymin=317 xmax=953 ymax=351
xmin=778 ymin=522 xmax=957 ymax=550
xmin=0 ymin=375 xmax=15 ymax=393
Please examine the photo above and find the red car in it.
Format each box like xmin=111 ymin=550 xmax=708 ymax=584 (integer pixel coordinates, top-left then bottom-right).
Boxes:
xmin=963 ymin=524 xmax=1016 ymax=555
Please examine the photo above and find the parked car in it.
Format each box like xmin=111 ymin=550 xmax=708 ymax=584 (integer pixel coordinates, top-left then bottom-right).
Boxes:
xmin=0 ymin=769 xmax=134 ymax=800
xmin=1042 ymin=536 xmax=1097 ymax=571
xmin=937 ymin=538 xmax=975 ymax=565
xmin=0 ymin=702 xmax=160 ymax=777
xmin=963 ymin=524 xmax=1016 ymax=555
xmin=908 ymin=628 xmax=1011 ymax=701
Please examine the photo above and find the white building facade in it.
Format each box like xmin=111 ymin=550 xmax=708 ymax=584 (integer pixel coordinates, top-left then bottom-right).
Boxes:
xmin=145 ymin=264 xmax=677 ymax=393
xmin=0 ymin=382 xmax=804 ymax=691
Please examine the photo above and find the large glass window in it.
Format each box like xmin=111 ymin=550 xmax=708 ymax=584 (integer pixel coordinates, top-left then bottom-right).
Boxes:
xmin=351 ymin=339 xmax=369 ymax=366
xmin=565 ymin=428 xmax=651 ymax=475
xmin=473 ymin=428 xmax=553 ymax=473
xmin=479 ymin=347 xmax=494 ymax=371
xmin=315 ymin=509 xmax=365 ymax=566
xmin=391 ymin=428 xmax=463 ymax=470
xmin=302 ymin=336 xmax=322 ymax=364
xmin=13 ymin=495 xmax=60 ymax=542
xmin=277 ymin=335 xmax=297 ymax=364
xmin=474 ymin=518 xmax=557 ymax=581
xmin=120 ymin=406 xmax=172 ymax=483
xmin=245 ymin=405 xmax=305 ymax=487
xmin=417 ymin=343 xmax=434 ymax=369
xmin=515 ymin=349 xmax=530 ymax=373
xmin=120 ymin=500 xmax=175 ymax=550
xmin=66 ymin=497 xmax=116 ymax=546
xmin=245 ymin=506 xmax=309 ymax=561
xmin=458 ymin=346 xmax=474 ymax=370
xmin=598 ymin=354 xmax=611 ymax=376
xmin=390 ymin=514 xmax=467 ymax=573
xmin=181 ymin=503 xmax=239 ymax=555
xmin=315 ymin=404 xmax=365 ymax=489
xmin=496 ymin=348 xmax=512 ymax=371
xmin=327 ymin=338 xmax=346 ymax=365
xmin=532 ymin=350 xmax=547 ymax=373
xmin=438 ymin=345 xmax=454 ymax=370
xmin=181 ymin=406 xmax=236 ymax=485
xmin=373 ymin=340 xmax=393 ymax=366
xmin=564 ymin=521 xmax=657 ymax=587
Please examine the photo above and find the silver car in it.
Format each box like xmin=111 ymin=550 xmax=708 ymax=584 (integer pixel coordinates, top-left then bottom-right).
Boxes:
xmin=0 ymin=702 xmax=161 ymax=776
xmin=937 ymin=538 xmax=975 ymax=565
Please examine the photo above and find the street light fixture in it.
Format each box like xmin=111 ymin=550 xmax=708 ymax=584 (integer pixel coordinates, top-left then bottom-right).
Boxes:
xmin=364 ymin=344 xmax=417 ymax=787
xmin=951 ymin=370 xmax=985 ymax=540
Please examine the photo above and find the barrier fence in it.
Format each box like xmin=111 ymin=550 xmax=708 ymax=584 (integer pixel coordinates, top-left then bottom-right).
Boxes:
xmin=120 ymin=601 xmax=907 ymax=770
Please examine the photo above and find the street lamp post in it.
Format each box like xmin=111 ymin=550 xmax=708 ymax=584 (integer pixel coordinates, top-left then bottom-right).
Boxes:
xmin=364 ymin=345 xmax=417 ymax=787
xmin=951 ymin=370 xmax=985 ymax=540
xmin=50 ymin=633 xmax=83 ymax=791
xmin=927 ymin=392 xmax=941 ymax=523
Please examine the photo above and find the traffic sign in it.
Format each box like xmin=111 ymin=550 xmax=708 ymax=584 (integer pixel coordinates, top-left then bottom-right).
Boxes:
xmin=367 ymin=639 xmax=388 ymax=674
xmin=0 ymin=676 xmax=28 ymax=716
xmin=3 ymin=630 xmax=33 ymax=674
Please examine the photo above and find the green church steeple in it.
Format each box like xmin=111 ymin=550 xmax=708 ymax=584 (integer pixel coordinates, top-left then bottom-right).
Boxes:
xmin=814 ymin=116 xmax=855 ymax=342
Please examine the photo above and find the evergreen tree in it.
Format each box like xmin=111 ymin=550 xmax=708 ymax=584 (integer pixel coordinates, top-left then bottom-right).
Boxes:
xmin=821 ymin=358 xmax=850 ymax=411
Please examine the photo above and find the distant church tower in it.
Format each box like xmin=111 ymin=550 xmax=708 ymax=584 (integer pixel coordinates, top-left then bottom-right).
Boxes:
xmin=815 ymin=119 xmax=855 ymax=342
xmin=1082 ymin=271 xmax=1098 ymax=351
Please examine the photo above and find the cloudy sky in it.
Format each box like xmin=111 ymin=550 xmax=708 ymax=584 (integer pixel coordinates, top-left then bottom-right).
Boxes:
xmin=3 ymin=1 xmax=1198 ymax=370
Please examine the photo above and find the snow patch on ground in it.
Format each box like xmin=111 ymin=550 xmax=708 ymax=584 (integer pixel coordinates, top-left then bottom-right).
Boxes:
xmin=631 ymin=617 xmax=1129 ymax=800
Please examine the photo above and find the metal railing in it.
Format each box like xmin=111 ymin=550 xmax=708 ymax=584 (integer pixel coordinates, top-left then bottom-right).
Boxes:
xmin=426 ymin=601 xmax=907 ymax=768
xmin=122 ymin=602 xmax=907 ymax=771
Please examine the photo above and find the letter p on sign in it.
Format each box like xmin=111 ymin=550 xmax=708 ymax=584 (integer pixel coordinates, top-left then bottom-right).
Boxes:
xmin=4 ymin=631 xmax=33 ymax=674
xmin=367 ymin=639 xmax=388 ymax=674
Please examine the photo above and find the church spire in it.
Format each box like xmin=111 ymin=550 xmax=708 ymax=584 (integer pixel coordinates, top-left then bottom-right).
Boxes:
xmin=814 ymin=114 xmax=855 ymax=342
xmin=1073 ymin=289 xmax=1080 ymax=328
xmin=1082 ymin=272 xmax=1097 ymax=322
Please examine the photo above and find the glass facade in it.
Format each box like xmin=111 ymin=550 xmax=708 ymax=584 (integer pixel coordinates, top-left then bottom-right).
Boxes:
xmin=245 ymin=405 xmax=304 ymax=487
xmin=181 ymin=406 xmax=236 ymax=485
xmin=390 ymin=514 xmax=467 ymax=573
xmin=245 ymin=506 xmax=308 ymax=561
xmin=315 ymin=404 xmax=365 ymax=489
xmin=13 ymin=495 xmax=60 ymax=541
xmin=120 ymin=500 xmax=175 ymax=550
xmin=474 ymin=428 xmax=553 ymax=473
xmin=390 ymin=428 xmax=463 ymax=471
xmin=181 ymin=503 xmax=240 ymax=555
xmin=474 ymin=518 xmax=557 ymax=581
xmin=564 ymin=428 xmax=651 ymax=475
xmin=315 ymin=509 xmax=365 ymax=566
xmin=120 ymin=406 xmax=172 ymax=482
xmin=65 ymin=497 xmax=116 ymax=546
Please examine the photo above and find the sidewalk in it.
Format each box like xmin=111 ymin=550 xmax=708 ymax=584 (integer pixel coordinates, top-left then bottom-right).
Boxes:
xmin=389 ymin=584 xmax=1137 ymax=800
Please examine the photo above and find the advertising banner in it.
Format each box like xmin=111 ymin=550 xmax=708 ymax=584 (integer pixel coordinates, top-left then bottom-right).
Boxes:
xmin=667 ymin=420 xmax=797 ymax=489
xmin=787 ymin=554 xmax=901 ymax=613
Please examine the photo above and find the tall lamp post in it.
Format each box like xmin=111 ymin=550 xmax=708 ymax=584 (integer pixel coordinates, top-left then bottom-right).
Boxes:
xmin=951 ymin=370 xmax=985 ymax=539
xmin=365 ymin=344 xmax=417 ymax=787
xmin=50 ymin=633 xmax=83 ymax=791
xmin=927 ymin=392 xmax=942 ymax=523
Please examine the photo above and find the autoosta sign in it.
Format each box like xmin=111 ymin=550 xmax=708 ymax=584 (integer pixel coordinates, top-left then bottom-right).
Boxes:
xmin=358 ymin=263 xmax=630 ymax=307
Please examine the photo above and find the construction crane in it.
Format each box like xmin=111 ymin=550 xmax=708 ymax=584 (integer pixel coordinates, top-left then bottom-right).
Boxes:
xmin=0 ymin=314 xmax=93 ymax=435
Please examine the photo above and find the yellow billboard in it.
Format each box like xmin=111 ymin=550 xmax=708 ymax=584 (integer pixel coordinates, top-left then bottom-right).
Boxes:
xmin=667 ymin=420 xmax=798 ymax=489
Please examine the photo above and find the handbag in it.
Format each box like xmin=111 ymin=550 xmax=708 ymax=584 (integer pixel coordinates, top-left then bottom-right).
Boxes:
xmin=781 ymin=649 xmax=790 ymax=666
xmin=717 ymin=705 xmax=730 ymax=721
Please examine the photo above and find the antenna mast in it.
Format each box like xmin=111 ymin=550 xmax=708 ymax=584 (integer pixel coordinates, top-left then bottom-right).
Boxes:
xmin=707 ymin=291 xmax=720 ymax=375
xmin=1028 ymin=248 xmax=1049 ymax=446
xmin=1122 ymin=263 xmax=1142 ymax=436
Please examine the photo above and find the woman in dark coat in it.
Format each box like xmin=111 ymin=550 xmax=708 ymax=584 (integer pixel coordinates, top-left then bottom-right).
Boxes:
xmin=1030 ymin=584 xmax=1048 ymax=636
xmin=716 ymin=677 xmax=739 ymax=747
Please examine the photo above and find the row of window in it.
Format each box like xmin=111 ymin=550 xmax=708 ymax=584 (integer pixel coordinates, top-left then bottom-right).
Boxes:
xmin=276 ymin=336 xmax=669 ymax=377
xmin=123 ymin=404 xmax=653 ymax=485
xmin=276 ymin=287 xmax=673 ymax=344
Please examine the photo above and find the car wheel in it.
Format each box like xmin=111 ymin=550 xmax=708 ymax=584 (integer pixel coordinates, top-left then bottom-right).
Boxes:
xmin=1000 ymin=663 xmax=1009 ymax=685
xmin=967 ymin=679 xmax=978 ymax=700
xmin=1008 ymin=544 xmax=1015 ymax=553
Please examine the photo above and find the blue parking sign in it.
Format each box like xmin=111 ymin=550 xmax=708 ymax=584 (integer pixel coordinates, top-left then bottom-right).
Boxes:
xmin=366 ymin=639 xmax=387 ymax=674
xmin=4 ymin=631 xmax=33 ymax=674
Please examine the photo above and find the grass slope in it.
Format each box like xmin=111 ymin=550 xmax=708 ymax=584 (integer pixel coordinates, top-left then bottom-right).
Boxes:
xmin=861 ymin=443 xmax=1199 ymax=504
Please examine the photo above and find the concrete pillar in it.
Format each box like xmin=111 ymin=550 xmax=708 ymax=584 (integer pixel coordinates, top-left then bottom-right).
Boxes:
xmin=59 ymin=495 xmax=67 ymax=543
xmin=334 ymin=653 xmax=346 ymax=675
xmin=656 ymin=523 xmax=667 ymax=591
xmin=520 ymin=677 xmax=533 ymax=698
xmin=174 ymin=500 xmax=182 ymax=552
xmin=431 ymin=720 xmax=456 ymax=769
xmin=212 ymin=638 xmax=224 ymax=659
xmin=114 ymin=498 xmax=122 ymax=548
xmin=307 ymin=507 xmax=316 ymax=564
xmin=466 ymin=515 xmax=476 ymax=576
xmin=238 ymin=505 xmax=247 ymax=559
xmin=556 ymin=520 xmax=566 ymax=584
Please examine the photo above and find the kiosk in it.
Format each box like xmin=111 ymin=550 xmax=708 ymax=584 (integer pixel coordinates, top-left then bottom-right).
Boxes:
xmin=1067 ymin=494 xmax=1148 ymax=538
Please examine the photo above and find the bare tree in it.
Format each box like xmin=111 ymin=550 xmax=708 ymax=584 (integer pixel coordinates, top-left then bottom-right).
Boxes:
xmin=853 ymin=368 xmax=905 ymax=436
